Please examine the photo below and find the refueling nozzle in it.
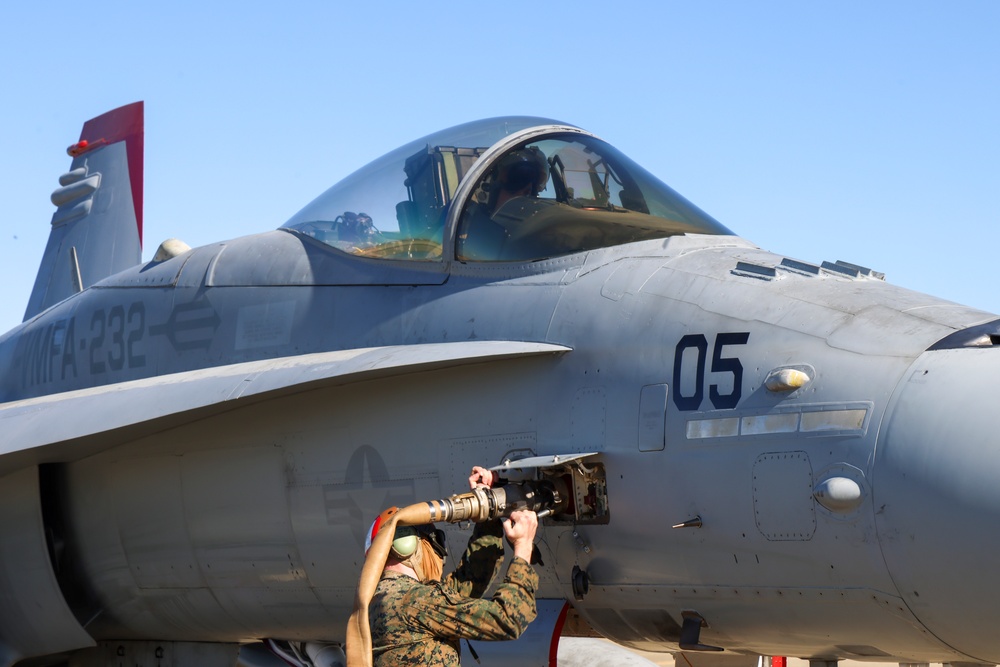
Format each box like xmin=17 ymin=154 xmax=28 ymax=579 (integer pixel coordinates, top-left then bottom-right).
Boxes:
xmin=424 ymin=478 xmax=569 ymax=524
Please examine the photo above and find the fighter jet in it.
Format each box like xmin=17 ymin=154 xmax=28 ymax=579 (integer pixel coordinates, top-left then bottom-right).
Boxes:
xmin=2 ymin=101 xmax=999 ymax=667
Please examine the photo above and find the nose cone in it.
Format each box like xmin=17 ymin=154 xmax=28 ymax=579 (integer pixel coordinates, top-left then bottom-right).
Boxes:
xmin=876 ymin=348 xmax=1000 ymax=663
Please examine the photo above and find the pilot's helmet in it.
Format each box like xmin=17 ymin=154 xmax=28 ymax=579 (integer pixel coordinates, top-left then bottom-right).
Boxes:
xmin=496 ymin=147 xmax=549 ymax=196
xmin=365 ymin=507 xmax=447 ymax=560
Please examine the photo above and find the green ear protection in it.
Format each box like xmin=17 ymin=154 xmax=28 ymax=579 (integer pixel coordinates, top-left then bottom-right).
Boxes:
xmin=390 ymin=527 xmax=420 ymax=559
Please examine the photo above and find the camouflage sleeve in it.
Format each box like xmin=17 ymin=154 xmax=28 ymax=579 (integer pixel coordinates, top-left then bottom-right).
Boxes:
xmin=441 ymin=519 xmax=504 ymax=598
xmin=413 ymin=557 xmax=539 ymax=642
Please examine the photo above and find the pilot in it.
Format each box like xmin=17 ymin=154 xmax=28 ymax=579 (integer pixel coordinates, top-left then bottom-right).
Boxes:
xmin=487 ymin=147 xmax=550 ymax=212
xmin=457 ymin=147 xmax=550 ymax=261
xmin=366 ymin=466 xmax=539 ymax=666
xmin=336 ymin=211 xmax=380 ymax=250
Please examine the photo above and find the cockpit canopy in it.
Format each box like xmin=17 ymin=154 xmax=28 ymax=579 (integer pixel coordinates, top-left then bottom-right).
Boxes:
xmin=281 ymin=117 xmax=731 ymax=262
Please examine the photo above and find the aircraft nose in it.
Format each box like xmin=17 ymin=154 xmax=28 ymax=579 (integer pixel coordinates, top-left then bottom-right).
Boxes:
xmin=875 ymin=347 xmax=1000 ymax=663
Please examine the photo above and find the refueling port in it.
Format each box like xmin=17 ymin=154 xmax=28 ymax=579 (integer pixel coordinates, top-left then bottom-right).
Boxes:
xmin=491 ymin=452 xmax=609 ymax=525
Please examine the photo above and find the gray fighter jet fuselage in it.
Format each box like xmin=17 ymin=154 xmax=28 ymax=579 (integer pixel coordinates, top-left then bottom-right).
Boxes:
xmin=1 ymin=106 xmax=999 ymax=667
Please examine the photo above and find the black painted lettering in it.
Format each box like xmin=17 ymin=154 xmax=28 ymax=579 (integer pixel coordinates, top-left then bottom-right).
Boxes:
xmin=107 ymin=305 xmax=125 ymax=371
xmin=126 ymin=302 xmax=146 ymax=368
xmin=89 ymin=309 xmax=106 ymax=374
xmin=709 ymin=332 xmax=750 ymax=409
xmin=672 ymin=332 xmax=750 ymax=412
xmin=61 ymin=318 xmax=78 ymax=380
xmin=49 ymin=320 xmax=66 ymax=384
xmin=23 ymin=327 xmax=44 ymax=386
xmin=41 ymin=324 xmax=55 ymax=384
xmin=672 ymin=334 xmax=707 ymax=411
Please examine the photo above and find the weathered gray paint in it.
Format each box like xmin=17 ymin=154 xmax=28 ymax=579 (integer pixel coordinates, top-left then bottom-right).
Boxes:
xmin=3 ymin=111 xmax=1000 ymax=665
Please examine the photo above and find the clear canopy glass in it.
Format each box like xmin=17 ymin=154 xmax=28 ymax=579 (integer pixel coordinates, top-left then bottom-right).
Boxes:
xmin=281 ymin=117 xmax=732 ymax=262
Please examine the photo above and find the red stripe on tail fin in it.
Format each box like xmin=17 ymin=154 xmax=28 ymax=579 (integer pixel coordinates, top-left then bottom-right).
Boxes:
xmin=74 ymin=101 xmax=144 ymax=246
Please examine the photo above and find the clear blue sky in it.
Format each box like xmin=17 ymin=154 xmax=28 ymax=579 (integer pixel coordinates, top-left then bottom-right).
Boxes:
xmin=2 ymin=2 xmax=998 ymax=333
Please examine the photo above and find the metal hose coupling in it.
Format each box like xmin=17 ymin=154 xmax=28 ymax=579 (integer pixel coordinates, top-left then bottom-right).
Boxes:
xmin=424 ymin=478 xmax=569 ymax=523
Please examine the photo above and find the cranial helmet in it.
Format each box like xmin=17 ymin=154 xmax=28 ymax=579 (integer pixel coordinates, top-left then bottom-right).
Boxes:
xmin=496 ymin=146 xmax=550 ymax=196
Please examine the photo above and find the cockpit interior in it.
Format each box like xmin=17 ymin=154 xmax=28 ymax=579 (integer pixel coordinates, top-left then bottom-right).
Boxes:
xmin=281 ymin=117 xmax=731 ymax=263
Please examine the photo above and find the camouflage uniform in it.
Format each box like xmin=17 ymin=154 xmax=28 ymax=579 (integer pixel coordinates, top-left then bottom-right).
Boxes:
xmin=369 ymin=520 xmax=538 ymax=666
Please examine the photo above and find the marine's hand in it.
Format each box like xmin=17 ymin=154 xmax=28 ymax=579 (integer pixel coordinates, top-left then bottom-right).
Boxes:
xmin=469 ymin=466 xmax=496 ymax=490
xmin=503 ymin=509 xmax=538 ymax=563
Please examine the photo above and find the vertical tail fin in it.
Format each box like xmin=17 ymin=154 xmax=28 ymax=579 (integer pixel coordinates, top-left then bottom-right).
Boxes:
xmin=23 ymin=101 xmax=144 ymax=321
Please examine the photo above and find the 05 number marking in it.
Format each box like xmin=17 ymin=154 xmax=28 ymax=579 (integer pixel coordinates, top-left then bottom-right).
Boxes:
xmin=672 ymin=332 xmax=750 ymax=411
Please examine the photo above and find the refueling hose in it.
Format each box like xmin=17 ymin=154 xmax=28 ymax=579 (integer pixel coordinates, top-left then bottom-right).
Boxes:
xmin=345 ymin=480 xmax=567 ymax=667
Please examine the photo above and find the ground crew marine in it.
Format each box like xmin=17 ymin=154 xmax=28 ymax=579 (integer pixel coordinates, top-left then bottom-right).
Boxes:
xmin=369 ymin=521 xmax=537 ymax=665
xmin=367 ymin=466 xmax=539 ymax=666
